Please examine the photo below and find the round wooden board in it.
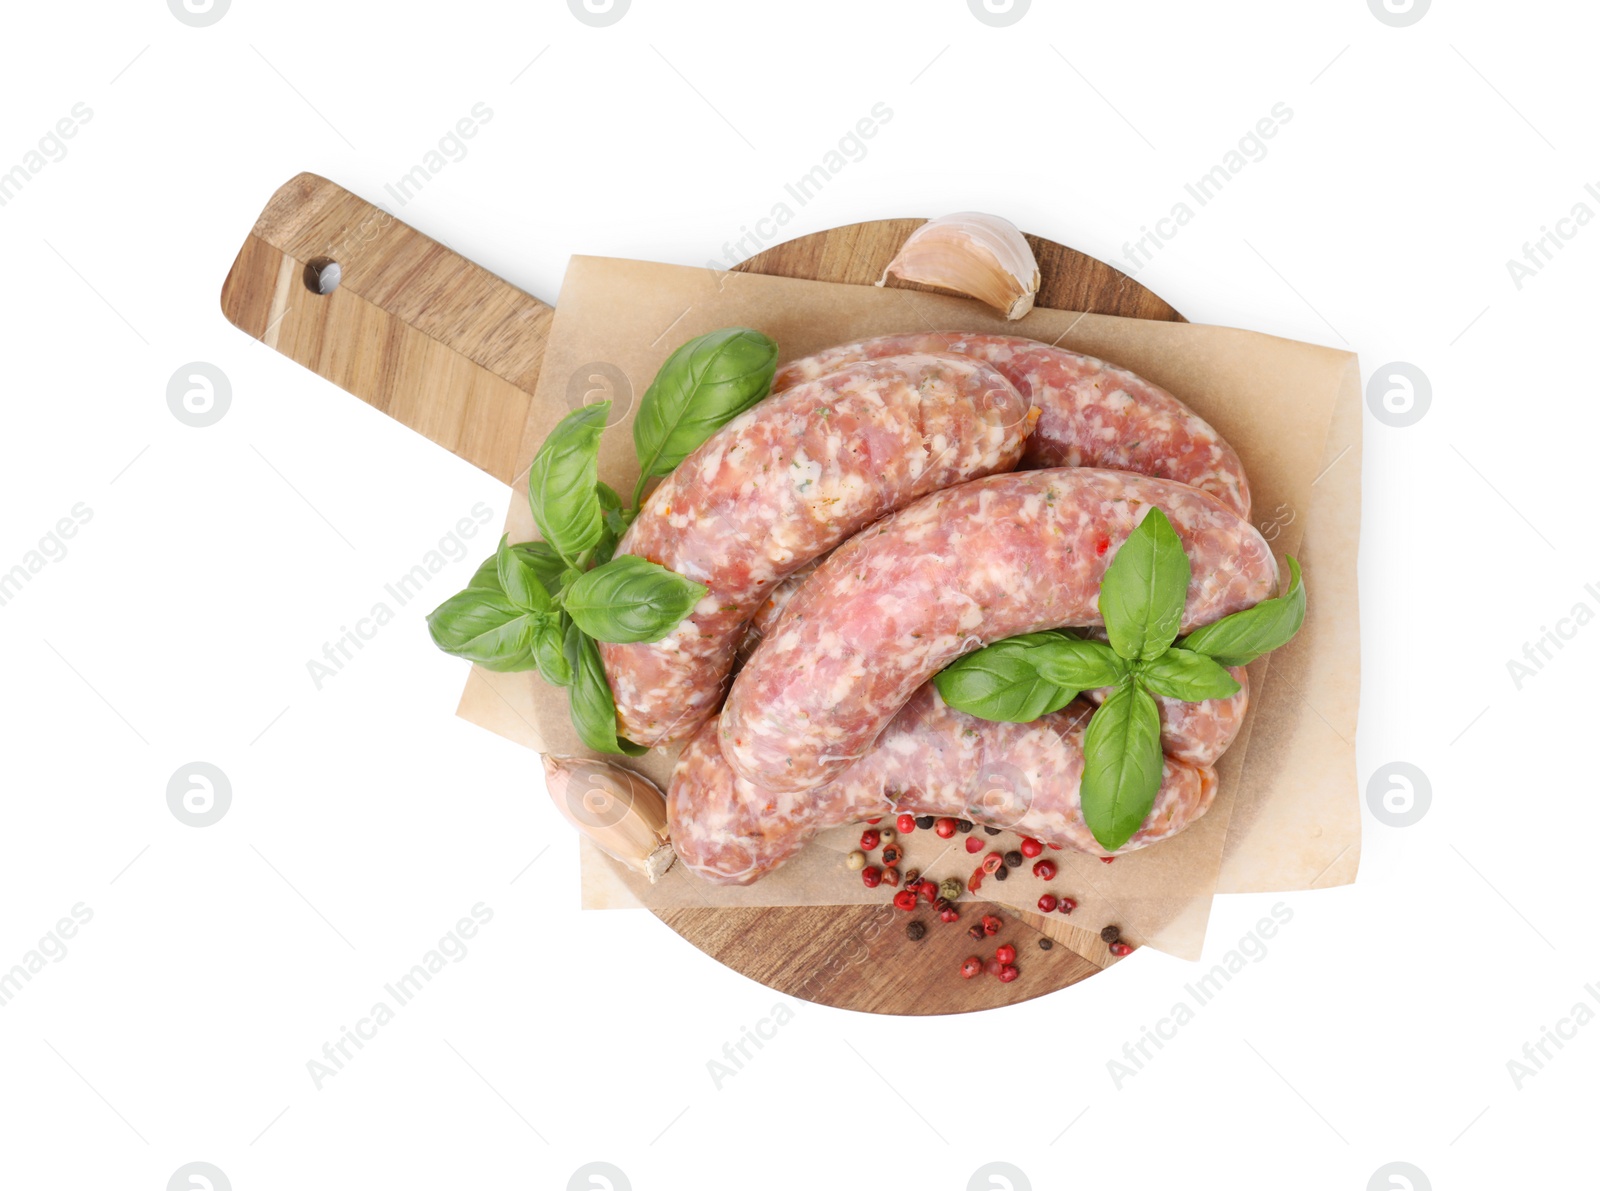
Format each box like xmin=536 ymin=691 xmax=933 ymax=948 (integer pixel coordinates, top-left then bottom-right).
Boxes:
xmin=652 ymin=219 xmax=1185 ymax=1015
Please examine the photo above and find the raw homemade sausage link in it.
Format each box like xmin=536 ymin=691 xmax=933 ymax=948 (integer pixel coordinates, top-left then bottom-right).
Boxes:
xmin=721 ymin=469 xmax=1276 ymax=792
xmin=776 ymin=332 xmax=1251 ymax=519
xmin=670 ymin=686 xmax=1217 ymax=886
xmin=601 ymin=353 xmax=1033 ymax=746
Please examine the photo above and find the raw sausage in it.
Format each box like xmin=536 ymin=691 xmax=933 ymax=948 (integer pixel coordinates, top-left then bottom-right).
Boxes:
xmin=601 ymin=353 xmax=1033 ymax=746
xmin=670 ymin=686 xmax=1217 ymax=886
xmin=776 ymin=332 xmax=1251 ymax=519
xmin=721 ymin=469 xmax=1275 ymax=792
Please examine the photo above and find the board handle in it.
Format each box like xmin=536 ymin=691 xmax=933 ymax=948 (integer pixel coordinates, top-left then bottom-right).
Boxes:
xmin=219 ymin=172 xmax=553 ymax=484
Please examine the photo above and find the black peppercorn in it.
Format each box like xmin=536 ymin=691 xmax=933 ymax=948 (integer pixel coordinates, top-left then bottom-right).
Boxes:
xmin=1004 ymin=850 xmax=1023 ymax=868
xmin=1038 ymin=937 xmax=1053 ymax=951
xmin=968 ymin=923 xmax=986 ymax=941
xmin=1101 ymin=924 xmax=1121 ymax=944
xmin=993 ymin=863 xmax=1009 ymax=882
xmin=906 ymin=921 xmax=926 ymax=942
xmin=956 ymin=819 xmax=973 ymax=833
xmin=914 ymin=815 xmax=935 ymax=830
xmin=983 ymin=826 xmax=1002 ymax=835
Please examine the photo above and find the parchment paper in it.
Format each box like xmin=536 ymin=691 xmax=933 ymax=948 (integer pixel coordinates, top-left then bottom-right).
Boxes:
xmin=456 ymin=256 xmax=1362 ymax=959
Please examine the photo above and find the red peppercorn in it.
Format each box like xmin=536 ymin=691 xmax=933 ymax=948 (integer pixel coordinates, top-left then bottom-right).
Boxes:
xmin=934 ymin=817 xmax=958 ymax=839
xmin=982 ymin=914 xmax=1003 ymax=936
xmin=881 ymin=866 xmax=901 ymax=887
xmin=919 ymin=879 xmax=938 ymax=903
xmin=960 ymin=956 xmax=982 ymax=979
xmin=893 ymin=889 xmax=918 ymax=912
xmin=1056 ymin=897 xmax=1078 ymax=914
xmin=1020 ymin=837 xmax=1043 ymax=858
xmin=1101 ymin=856 xmax=1115 ymax=864
xmin=861 ymin=866 xmax=881 ymax=888
xmin=1037 ymin=894 xmax=1058 ymax=912
xmin=981 ymin=852 xmax=1005 ymax=875
xmin=967 ymin=868 xmax=985 ymax=894
xmin=994 ymin=943 xmax=1017 ymax=965
xmin=881 ymin=844 xmax=903 ymax=866
xmin=1047 ymin=843 xmax=1063 ymax=851
xmin=997 ymin=964 xmax=1020 ymax=983
xmin=1109 ymin=941 xmax=1134 ymax=957
xmin=897 ymin=813 xmax=917 ymax=834
xmin=859 ymin=829 xmax=880 ymax=851
xmin=940 ymin=906 xmax=960 ymax=924
xmin=985 ymin=957 xmax=1002 ymax=977
xmin=965 ymin=836 xmax=985 ymax=854
xmin=1032 ymin=859 xmax=1058 ymax=881
xmin=865 ymin=818 xmax=882 ymax=825
xmin=967 ymin=923 xmax=986 ymax=941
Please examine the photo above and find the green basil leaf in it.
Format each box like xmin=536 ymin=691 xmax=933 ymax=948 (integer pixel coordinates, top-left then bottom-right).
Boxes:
xmin=534 ymin=614 xmax=573 ymax=686
xmin=568 ymin=629 xmax=647 ymax=756
xmin=1137 ymin=648 xmax=1241 ymax=701
xmin=425 ymin=589 xmax=541 ymax=672
xmin=495 ymin=535 xmax=553 ymax=614
xmin=563 ymin=555 xmax=708 ymax=644
xmin=596 ymin=481 xmax=623 ymax=512
xmin=1033 ymin=638 xmax=1129 ymax=691
xmin=933 ymin=633 xmax=1078 ymax=723
xmin=528 ymin=402 xmax=609 ymax=565
xmin=1098 ymin=507 xmax=1191 ymax=663
xmin=1080 ymin=682 xmax=1165 ymax=852
xmin=1179 ymin=556 xmax=1306 ymax=666
xmin=632 ymin=328 xmax=778 ymax=498
xmin=468 ymin=541 xmax=567 ymax=595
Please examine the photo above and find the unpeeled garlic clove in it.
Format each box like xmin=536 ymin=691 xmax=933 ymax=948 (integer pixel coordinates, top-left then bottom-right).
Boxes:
xmin=878 ymin=212 xmax=1042 ymax=320
xmin=542 ymin=754 xmax=676 ymax=882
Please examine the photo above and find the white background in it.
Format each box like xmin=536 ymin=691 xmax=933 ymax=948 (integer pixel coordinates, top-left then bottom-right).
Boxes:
xmin=1 ymin=1 xmax=1594 ymax=1188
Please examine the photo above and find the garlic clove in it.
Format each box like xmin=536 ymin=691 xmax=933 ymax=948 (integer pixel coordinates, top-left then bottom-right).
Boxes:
xmin=878 ymin=212 xmax=1042 ymax=320
xmin=542 ymin=754 xmax=676 ymax=882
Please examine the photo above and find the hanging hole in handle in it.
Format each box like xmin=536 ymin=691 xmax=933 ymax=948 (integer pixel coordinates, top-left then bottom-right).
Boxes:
xmin=303 ymin=257 xmax=341 ymax=295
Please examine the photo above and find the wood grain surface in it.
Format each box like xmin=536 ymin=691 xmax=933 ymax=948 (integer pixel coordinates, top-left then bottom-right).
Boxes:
xmin=220 ymin=179 xmax=1185 ymax=1014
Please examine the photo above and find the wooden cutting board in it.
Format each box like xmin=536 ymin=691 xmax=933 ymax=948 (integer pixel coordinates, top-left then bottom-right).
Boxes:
xmin=220 ymin=173 xmax=1184 ymax=1014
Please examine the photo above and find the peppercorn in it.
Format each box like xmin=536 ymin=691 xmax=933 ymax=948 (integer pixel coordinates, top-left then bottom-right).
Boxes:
xmin=878 ymin=827 xmax=897 ymax=845
xmin=939 ymin=905 xmax=960 ymax=924
xmin=859 ymin=829 xmax=880 ymax=851
xmin=1109 ymin=941 xmax=1133 ymax=957
xmin=881 ymin=844 xmax=903 ymax=866
xmin=919 ymin=879 xmax=939 ymax=903
xmin=956 ymin=819 xmax=973 ymax=833
xmin=994 ymin=943 xmax=1016 ymax=965
xmin=846 ymin=850 xmax=867 ymax=871
xmin=881 ymin=866 xmax=901 ymax=887
xmin=985 ymin=957 xmax=1002 ymax=977
xmin=981 ymin=914 xmax=1003 ymax=936
xmin=968 ymin=924 xmax=986 ymax=941
xmin=1037 ymin=894 xmax=1058 ymax=912
xmin=967 ymin=868 xmax=985 ymax=894
xmin=1057 ymin=897 xmax=1078 ymax=914
xmin=993 ymin=861 xmax=1009 ymax=881
xmin=906 ymin=921 xmax=927 ymax=941
xmin=1004 ymin=850 xmax=1023 ymax=868
xmin=865 ymin=817 xmax=882 ymax=825
xmin=897 ymin=813 xmax=917 ymax=834
xmin=862 ymin=866 xmax=882 ymax=888
xmin=903 ymin=867 xmax=921 ymax=887
xmin=1020 ymin=837 xmax=1043 ymax=858
xmin=997 ymin=964 xmax=1020 ymax=983
xmin=1032 ymin=859 xmax=1058 ymax=881
xmin=964 ymin=836 xmax=984 ymax=854
xmin=960 ymin=956 xmax=982 ymax=979
xmin=914 ymin=815 xmax=935 ymax=830
xmin=1100 ymin=856 xmax=1115 ymax=864
xmin=892 ymin=889 xmax=918 ymax=911
xmin=1100 ymin=925 xmax=1121 ymax=944
xmin=934 ymin=817 xmax=958 ymax=839
xmin=939 ymin=877 xmax=964 ymax=902
xmin=1038 ymin=937 xmax=1053 ymax=950
xmin=983 ymin=826 xmax=1002 ymax=835
xmin=981 ymin=853 xmax=1005 ymax=875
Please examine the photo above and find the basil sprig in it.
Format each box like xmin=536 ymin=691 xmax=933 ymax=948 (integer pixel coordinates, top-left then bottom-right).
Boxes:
xmin=935 ymin=507 xmax=1306 ymax=851
xmin=426 ymin=328 xmax=778 ymax=754
xmin=631 ymin=327 xmax=778 ymax=507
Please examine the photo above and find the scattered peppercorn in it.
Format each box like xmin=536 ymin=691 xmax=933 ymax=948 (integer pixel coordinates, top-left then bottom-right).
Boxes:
xmin=1056 ymin=897 xmax=1078 ymax=914
xmin=1032 ymin=859 xmax=1058 ymax=881
xmin=956 ymin=819 xmax=974 ymax=833
xmin=983 ymin=826 xmax=1002 ymax=835
xmin=865 ymin=817 xmax=882 ymax=825
xmin=981 ymin=853 xmax=1005 ymax=875
xmin=897 ymin=813 xmax=917 ymax=834
xmin=1100 ymin=925 xmax=1121 ymax=944
xmin=960 ymin=956 xmax=982 ymax=978
xmin=862 ymin=866 xmax=882 ymax=888
xmin=939 ymin=877 xmax=964 ymax=902
xmin=995 ymin=943 xmax=1017 ymax=965
xmin=1037 ymin=894 xmax=1058 ymax=912
xmin=993 ymin=864 xmax=1008 ymax=882
xmin=981 ymin=914 xmax=1003 ymax=936
xmin=881 ymin=866 xmax=901 ymax=887
xmin=934 ymin=817 xmax=958 ymax=839
xmin=892 ymin=889 xmax=918 ymax=911
xmin=919 ymin=879 xmax=939 ymax=903
xmin=859 ymin=829 xmax=881 ymax=851
xmin=939 ymin=905 xmax=960 ymax=924
xmin=906 ymin=921 xmax=927 ymax=941
xmin=1109 ymin=941 xmax=1134 ymax=957
xmin=985 ymin=957 xmax=1002 ymax=977
xmin=968 ymin=924 xmax=987 ymax=941
xmin=882 ymin=844 xmax=903 ymax=866
xmin=878 ymin=827 xmax=897 ymax=845
xmin=914 ymin=815 xmax=935 ymax=830
xmin=965 ymin=837 xmax=985 ymax=854
xmin=1038 ymin=937 xmax=1053 ymax=951
xmin=967 ymin=867 xmax=985 ymax=894
xmin=903 ymin=868 xmax=921 ymax=887
xmin=1020 ymin=837 xmax=1043 ymax=858
xmin=846 ymin=850 xmax=867 ymax=871
xmin=997 ymin=964 xmax=1020 ymax=983
xmin=1100 ymin=856 xmax=1115 ymax=864
xmin=1004 ymin=850 xmax=1023 ymax=868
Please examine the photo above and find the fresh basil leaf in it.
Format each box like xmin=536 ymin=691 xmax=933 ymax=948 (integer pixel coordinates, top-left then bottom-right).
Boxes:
xmin=632 ymin=328 xmax=778 ymax=502
xmin=563 ymin=555 xmax=708 ymax=644
xmin=1034 ymin=637 xmax=1129 ymax=691
xmin=568 ymin=629 xmax=647 ymax=756
xmin=495 ymin=535 xmax=553 ymax=614
xmin=1138 ymin=648 xmax=1241 ymax=701
xmin=528 ymin=402 xmax=609 ymax=565
xmin=596 ymin=481 xmax=623 ymax=512
xmin=425 ymin=589 xmax=542 ymax=672
xmin=534 ymin=615 xmax=573 ymax=686
xmin=1179 ymin=556 xmax=1306 ymax=666
xmin=1080 ymin=682 xmax=1165 ymax=852
xmin=469 ymin=541 xmax=566 ymax=595
xmin=933 ymin=633 xmax=1078 ymax=723
xmin=1098 ymin=507 xmax=1192 ymax=663
xmin=590 ymin=523 xmax=621 ymax=568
